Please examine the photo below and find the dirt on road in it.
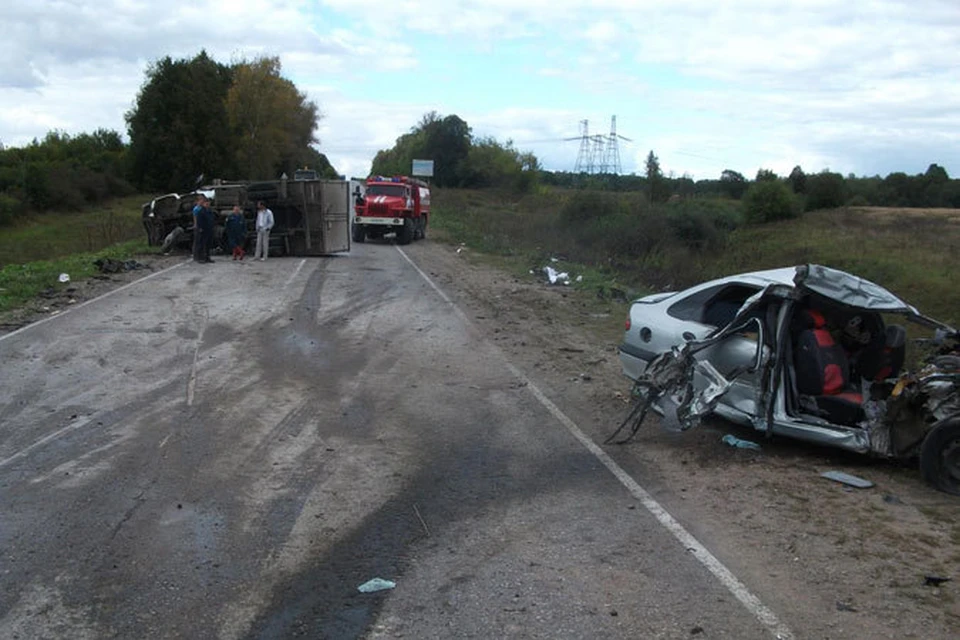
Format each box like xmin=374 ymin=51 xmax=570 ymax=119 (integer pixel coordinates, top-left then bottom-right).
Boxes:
xmin=4 ymin=242 xmax=958 ymax=638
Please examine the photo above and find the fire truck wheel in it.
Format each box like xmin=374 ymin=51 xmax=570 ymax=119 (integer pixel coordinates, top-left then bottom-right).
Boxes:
xmin=352 ymin=223 xmax=365 ymax=243
xmin=920 ymin=416 xmax=960 ymax=496
xmin=397 ymin=219 xmax=414 ymax=245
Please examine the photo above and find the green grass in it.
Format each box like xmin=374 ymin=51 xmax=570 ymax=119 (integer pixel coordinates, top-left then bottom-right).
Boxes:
xmin=0 ymin=194 xmax=148 ymax=268
xmin=0 ymin=239 xmax=151 ymax=313
xmin=431 ymin=190 xmax=960 ymax=327
xmin=0 ymin=195 xmax=152 ymax=313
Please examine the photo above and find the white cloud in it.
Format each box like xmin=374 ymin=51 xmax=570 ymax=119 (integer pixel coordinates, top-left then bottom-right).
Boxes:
xmin=0 ymin=0 xmax=958 ymax=179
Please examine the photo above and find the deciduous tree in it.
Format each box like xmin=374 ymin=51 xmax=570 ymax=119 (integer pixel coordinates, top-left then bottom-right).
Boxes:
xmin=126 ymin=51 xmax=234 ymax=192
xmin=225 ymin=56 xmax=322 ymax=180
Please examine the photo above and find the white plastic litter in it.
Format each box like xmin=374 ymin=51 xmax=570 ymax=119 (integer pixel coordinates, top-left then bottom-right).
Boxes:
xmin=543 ymin=266 xmax=571 ymax=285
xmin=357 ymin=578 xmax=396 ymax=593
xmin=58 ymin=273 xmax=70 ymax=283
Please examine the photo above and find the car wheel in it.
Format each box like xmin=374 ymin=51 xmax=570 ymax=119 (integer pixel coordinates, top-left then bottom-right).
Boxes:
xmin=919 ymin=416 xmax=960 ymax=496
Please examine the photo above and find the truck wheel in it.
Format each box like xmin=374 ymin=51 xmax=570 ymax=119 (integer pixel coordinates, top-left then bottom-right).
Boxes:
xmin=920 ymin=416 xmax=960 ymax=495
xmin=161 ymin=226 xmax=185 ymax=253
xmin=397 ymin=219 xmax=414 ymax=245
xmin=352 ymin=223 xmax=365 ymax=243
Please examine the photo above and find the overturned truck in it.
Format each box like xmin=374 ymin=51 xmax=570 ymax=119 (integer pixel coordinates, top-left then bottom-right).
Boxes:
xmin=142 ymin=176 xmax=351 ymax=256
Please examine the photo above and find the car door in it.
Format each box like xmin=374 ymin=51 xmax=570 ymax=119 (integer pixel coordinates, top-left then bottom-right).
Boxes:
xmin=667 ymin=283 xmax=767 ymax=419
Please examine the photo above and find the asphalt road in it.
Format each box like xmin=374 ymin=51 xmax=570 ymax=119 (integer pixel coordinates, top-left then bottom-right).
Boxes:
xmin=0 ymin=244 xmax=792 ymax=639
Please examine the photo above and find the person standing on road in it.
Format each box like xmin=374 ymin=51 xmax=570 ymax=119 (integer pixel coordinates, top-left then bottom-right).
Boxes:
xmin=192 ymin=195 xmax=203 ymax=262
xmin=196 ymin=195 xmax=216 ymax=263
xmin=254 ymin=201 xmax=274 ymax=261
xmin=226 ymin=205 xmax=247 ymax=260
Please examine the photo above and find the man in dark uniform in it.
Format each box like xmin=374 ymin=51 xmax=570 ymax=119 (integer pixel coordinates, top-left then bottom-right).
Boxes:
xmin=195 ymin=195 xmax=215 ymax=263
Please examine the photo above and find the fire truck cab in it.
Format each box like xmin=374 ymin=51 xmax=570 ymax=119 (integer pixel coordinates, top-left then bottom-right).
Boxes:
xmin=352 ymin=175 xmax=430 ymax=245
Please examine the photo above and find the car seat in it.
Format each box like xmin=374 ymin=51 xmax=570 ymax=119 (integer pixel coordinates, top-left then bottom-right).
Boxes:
xmin=854 ymin=324 xmax=907 ymax=381
xmin=793 ymin=309 xmax=863 ymax=425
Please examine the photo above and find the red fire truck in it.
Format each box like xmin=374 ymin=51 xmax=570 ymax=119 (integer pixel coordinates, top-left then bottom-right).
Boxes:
xmin=352 ymin=176 xmax=430 ymax=245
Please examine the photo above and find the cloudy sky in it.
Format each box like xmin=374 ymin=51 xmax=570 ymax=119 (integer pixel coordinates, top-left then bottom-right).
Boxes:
xmin=2 ymin=0 xmax=959 ymax=181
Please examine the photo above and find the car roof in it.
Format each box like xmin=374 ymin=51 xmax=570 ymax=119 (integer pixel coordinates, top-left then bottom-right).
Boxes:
xmin=729 ymin=267 xmax=798 ymax=288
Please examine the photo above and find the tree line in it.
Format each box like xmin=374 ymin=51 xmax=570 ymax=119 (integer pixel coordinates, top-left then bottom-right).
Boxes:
xmin=370 ymin=112 xmax=540 ymax=191
xmin=540 ymin=160 xmax=960 ymax=212
xmin=0 ymin=51 xmax=335 ymax=226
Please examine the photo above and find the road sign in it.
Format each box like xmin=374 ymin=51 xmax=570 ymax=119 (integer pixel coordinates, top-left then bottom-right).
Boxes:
xmin=412 ymin=159 xmax=434 ymax=177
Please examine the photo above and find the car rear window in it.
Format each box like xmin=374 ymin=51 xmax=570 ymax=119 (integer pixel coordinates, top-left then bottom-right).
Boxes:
xmin=668 ymin=283 xmax=761 ymax=327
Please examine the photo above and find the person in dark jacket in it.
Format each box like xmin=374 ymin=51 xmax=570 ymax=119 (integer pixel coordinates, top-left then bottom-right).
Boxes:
xmin=226 ymin=205 xmax=247 ymax=260
xmin=195 ymin=195 xmax=215 ymax=263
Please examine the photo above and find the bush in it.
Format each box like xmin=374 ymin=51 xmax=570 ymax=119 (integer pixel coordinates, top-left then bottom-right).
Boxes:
xmin=559 ymin=190 xmax=623 ymax=225
xmin=742 ymin=180 xmax=797 ymax=224
xmin=805 ymin=171 xmax=846 ymax=211
xmin=662 ymin=200 xmax=741 ymax=250
xmin=0 ymin=193 xmax=21 ymax=226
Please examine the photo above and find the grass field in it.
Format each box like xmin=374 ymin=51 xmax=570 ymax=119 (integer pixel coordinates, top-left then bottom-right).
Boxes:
xmin=2 ymin=189 xmax=958 ymax=328
xmin=0 ymin=194 xmax=150 ymax=312
xmin=431 ymin=188 xmax=960 ymax=327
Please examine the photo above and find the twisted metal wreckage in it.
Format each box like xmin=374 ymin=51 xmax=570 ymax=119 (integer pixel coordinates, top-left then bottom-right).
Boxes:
xmin=608 ymin=265 xmax=960 ymax=495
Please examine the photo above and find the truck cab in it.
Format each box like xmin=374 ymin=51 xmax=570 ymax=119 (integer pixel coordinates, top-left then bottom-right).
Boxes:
xmin=352 ymin=175 xmax=430 ymax=245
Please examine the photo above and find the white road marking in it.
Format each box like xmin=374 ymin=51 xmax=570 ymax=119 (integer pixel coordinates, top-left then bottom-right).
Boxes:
xmin=0 ymin=260 xmax=190 ymax=343
xmin=285 ymin=259 xmax=307 ymax=289
xmin=0 ymin=416 xmax=93 ymax=470
xmin=267 ymin=259 xmax=308 ymax=315
xmin=396 ymin=245 xmax=795 ymax=640
xmin=186 ymin=310 xmax=209 ymax=407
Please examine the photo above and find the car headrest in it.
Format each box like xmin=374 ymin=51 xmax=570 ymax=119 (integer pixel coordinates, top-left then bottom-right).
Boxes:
xmin=885 ymin=324 xmax=907 ymax=349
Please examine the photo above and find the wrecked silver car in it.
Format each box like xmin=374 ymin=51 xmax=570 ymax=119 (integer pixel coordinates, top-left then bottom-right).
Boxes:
xmin=614 ymin=264 xmax=960 ymax=495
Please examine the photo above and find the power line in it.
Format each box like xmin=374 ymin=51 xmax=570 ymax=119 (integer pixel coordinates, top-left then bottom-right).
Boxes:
xmin=568 ymin=116 xmax=631 ymax=175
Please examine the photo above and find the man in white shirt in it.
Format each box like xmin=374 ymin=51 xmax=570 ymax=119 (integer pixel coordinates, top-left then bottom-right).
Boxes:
xmin=254 ymin=201 xmax=274 ymax=261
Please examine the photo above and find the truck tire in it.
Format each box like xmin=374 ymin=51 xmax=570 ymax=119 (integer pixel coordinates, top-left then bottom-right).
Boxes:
xmin=920 ymin=416 xmax=960 ymax=496
xmin=161 ymin=226 xmax=185 ymax=253
xmin=397 ymin=219 xmax=414 ymax=245
xmin=352 ymin=223 xmax=365 ymax=243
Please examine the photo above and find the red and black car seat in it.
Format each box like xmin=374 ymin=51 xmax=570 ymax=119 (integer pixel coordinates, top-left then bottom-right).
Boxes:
xmin=793 ymin=309 xmax=863 ymax=424
xmin=854 ymin=324 xmax=907 ymax=382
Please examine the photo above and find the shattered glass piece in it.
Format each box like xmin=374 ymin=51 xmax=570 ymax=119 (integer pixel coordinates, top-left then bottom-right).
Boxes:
xmin=357 ymin=578 xmax=396 ymax=593
xmin=820 ymin=470 xmax=874 ymax=488
xmin=721 ymin=434 xmax=761 ymax=450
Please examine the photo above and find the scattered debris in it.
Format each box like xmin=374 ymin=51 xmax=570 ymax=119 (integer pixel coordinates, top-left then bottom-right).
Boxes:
xmin=357 ymin=577 xmax=396 ymax=593
xmin=923 ymin=575 xmax=951 ymax=587
xmin=58 ymin=273 xmax=70 ymax=283
xmin=882 ymin=493 xmax=902 ymax=504
xmin=820 ymin=470 xmax=874 ymax=489
xmin=413 ymin=504 xmax=431 ymax=537
xmin=543 ymin=265 xmax=571 ymax=286
xmin=94 ymin=258 xmax=147 ymax=274
xmin=835 ymin=600 xmax=858 ymax=612
xmin=721 ymin=434 xmax=761 ymax=450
